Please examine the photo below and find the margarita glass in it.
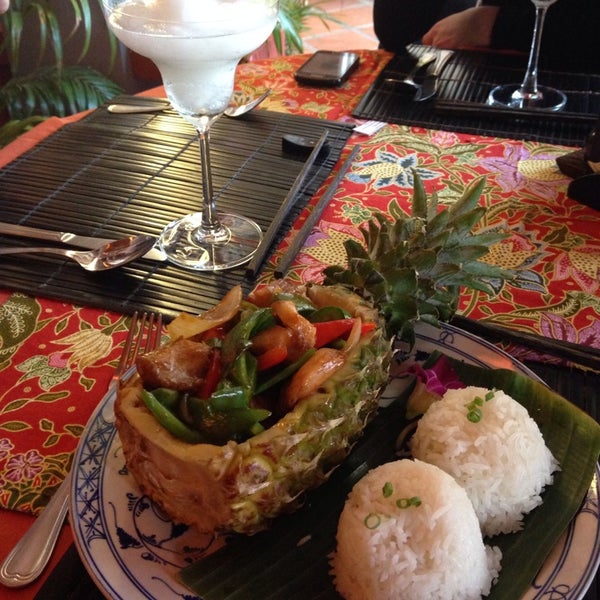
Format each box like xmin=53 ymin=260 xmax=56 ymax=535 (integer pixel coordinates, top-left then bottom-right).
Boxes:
xmin=102 ymin=0 xmax=279 ymax=270
xmin=488 ymin=0 xmax=566 ymax=111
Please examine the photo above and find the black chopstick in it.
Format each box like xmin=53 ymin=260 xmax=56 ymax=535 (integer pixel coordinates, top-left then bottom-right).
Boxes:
xmin=434 ymin=100 xmax=599 ymax=124
xmin=274 ymin=144 xmax=360 ymax=278
xmin=451 ymin=315 xmax=600 ymax=371
xmin=245 ymin=129 xmax=329 ymax=279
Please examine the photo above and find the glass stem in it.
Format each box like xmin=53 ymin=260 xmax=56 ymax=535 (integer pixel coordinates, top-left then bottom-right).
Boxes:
xmin=518 ymin=5 xmax=548 ymax=98
xmin=197 ymin=128 xmax=220 ymax=232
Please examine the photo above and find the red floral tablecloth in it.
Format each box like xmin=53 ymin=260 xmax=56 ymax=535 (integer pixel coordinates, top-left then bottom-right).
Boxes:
xmin=1 ymin=49 xmax=599 ymax=599
xmin=288 ymin=129 xmax=600 ymax=349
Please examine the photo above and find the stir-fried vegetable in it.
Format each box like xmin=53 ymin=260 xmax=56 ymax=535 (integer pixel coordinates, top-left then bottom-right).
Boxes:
xmin=136 ymin=285 xmax=379 ymax=445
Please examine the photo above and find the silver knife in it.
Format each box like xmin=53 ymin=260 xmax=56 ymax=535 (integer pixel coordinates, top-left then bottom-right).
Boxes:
xmin=0 ymin=222 xmax=167 ymax=262
xmin=414 ymin=49 xmax=454 ymax=102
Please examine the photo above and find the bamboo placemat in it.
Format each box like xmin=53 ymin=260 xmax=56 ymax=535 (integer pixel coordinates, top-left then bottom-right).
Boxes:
xmin=353 ymin=46 xmax=600 ymax=147
xmin=0 ymin=100 xmax=353 ymax=318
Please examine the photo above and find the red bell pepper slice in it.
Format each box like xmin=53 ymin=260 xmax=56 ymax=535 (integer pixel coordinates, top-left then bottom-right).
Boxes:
xmin=314 ymin=319 xmax=376 ymax=348
xmin=200 ymin=326 xmax=226 ymax=341
xmin=200 ymin=348 xmax=222 ymax=399
xmin=256 ymin=346 xmax=288 ymax=371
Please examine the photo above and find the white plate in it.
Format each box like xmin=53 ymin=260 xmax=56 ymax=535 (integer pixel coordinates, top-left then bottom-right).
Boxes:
xmin=70 ymin=322 xmax=600 ymax=599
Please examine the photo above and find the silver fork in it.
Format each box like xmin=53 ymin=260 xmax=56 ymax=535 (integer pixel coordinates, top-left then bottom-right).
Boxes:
xmin=0 ymin=311 xmax=162 ymax=588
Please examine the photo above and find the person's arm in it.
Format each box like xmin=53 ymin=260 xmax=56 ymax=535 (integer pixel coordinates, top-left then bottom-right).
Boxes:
xmin=421 ymin=5 xmax=500 ymax=48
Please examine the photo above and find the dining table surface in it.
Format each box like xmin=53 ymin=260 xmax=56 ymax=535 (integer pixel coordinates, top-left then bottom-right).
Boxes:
xmin=0 ymin=47 xmax=599 ymax=600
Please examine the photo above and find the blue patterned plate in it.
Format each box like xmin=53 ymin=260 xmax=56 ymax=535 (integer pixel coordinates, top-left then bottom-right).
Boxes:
xmin=70 ymin=322 xmax=600 ymax=599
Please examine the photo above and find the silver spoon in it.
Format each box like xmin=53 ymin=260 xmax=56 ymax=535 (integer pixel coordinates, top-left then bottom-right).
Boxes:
xmin=106 ymin=88 xmax=272 ymax=117
xmin=383 ymin=53 xmax=436 ymax=92
xmin=0 ymin=234 xmax=157 ymax=271
xmin=106 ymin=101 xmax=170 ymax=114
xmin=223 ymin=88 xmax=272 ymax=117
xmin=0 ymin=472 xmax=71 ymax=588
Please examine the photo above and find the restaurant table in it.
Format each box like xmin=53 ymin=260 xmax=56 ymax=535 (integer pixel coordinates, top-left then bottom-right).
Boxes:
xmin=0 ymin=48 xmax=599 ymax=600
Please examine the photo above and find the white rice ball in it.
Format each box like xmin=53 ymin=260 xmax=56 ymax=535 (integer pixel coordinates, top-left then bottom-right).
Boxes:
xmin=410 ymin=386 xmax=559 ymax=536
xmin=331 ymin=459 xmax=501 ymax=600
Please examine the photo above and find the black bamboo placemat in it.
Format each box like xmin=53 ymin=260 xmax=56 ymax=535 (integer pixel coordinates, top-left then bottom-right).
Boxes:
xmin=353 ymin=46 xmax=600 ymax=147
xmin=0 ymin=99 xmax=353 ymax=318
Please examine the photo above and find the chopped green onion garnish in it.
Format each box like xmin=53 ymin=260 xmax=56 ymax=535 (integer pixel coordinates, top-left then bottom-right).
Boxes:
xmin=382 ymin=482 xmax=393 ymax=498
xmin=396 ymin=496 xmax=421 ymax=509
xmin=364 ymin=513 xmax=381 ymax=529
xmin=467 ymin=408 xmax=483 ymax=423
xmin=466 ymin=389 xmax=495 ymax=422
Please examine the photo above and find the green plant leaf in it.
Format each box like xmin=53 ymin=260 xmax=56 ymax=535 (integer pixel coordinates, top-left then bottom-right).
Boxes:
xmin=0 ymin=9 xmax=24 ymax=68
xmin=0 ymin=65 xmax=123 ymax=120
xmin=69 ymin=0 xmax=93 ymax=62
xmin=0 ymin=116 xmax=46 ymax=147
xmin=278 ymin=0 xmax=345 ymax=54
xmin=0 ymin=0 xmax=122 ymax=125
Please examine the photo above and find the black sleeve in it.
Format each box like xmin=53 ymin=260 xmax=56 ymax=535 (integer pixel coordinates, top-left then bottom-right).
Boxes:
xmin=374 ymin=0 xmax=599 ymax=71
xmin=481 ymin=0 xmax=534 ymax=55
xmin=373 ymin=0 xmax=449 ymax=52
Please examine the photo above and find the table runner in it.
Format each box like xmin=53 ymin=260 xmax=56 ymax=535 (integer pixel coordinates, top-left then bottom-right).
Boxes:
xmin=353 ymin=47 xmax=600 ymax=147
xmin=0 ymin=103 xmax=353 ymax=319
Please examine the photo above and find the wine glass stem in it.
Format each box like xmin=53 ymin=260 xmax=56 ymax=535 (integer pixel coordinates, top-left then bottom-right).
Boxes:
xmin=519 ymin=5 xmax=548 ymax=98
xmin=197 ymin=128 xmax=220 ymax=232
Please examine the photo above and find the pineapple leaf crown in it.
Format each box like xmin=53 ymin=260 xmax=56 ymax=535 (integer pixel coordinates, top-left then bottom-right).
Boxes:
xmin=323 ymin=173 xmax=513 ymax=346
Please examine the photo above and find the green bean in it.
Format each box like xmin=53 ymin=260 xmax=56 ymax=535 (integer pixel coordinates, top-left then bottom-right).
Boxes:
xmin=141 ymin=390 xmax=203 ymax=444
xmin=255 ymin=348 xmax=316 ymax=395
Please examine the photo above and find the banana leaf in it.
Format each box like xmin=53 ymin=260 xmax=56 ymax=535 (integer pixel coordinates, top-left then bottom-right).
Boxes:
xmin=449 ymin=361 xmax=600 ymax=599
xmin=180 ymin=361 xmax=600 ymax=600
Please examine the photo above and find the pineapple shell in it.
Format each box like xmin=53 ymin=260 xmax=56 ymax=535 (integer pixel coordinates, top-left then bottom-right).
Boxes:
xmin=115 ymin=286 xmax=391 ymax=535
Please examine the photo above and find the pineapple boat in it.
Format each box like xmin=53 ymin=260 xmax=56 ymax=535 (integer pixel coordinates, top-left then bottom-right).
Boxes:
xmin=115 ymin=177 xmax=511 ymax=535
xmin=116 ymin=282 xmax=390 ymax=534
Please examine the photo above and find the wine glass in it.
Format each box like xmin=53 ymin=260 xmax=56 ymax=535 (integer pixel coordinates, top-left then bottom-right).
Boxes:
xmin=101 ymin=0 xmax=279 ymax=271
xmin=488 ymin=0 xmax=566 ymax=111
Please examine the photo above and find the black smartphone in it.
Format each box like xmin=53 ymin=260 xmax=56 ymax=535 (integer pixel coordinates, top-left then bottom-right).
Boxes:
xmin=294 ymin=50 xmax=360 ymax=87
